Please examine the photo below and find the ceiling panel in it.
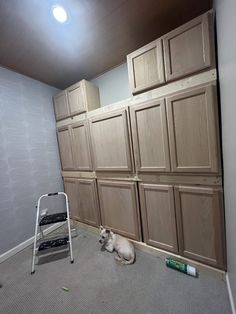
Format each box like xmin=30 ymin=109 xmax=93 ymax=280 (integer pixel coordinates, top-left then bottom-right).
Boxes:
xmin=0 ymin=0 xmax=212 ymax=89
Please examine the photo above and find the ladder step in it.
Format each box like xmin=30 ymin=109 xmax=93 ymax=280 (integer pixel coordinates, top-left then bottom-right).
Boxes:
xmin=38 ymin=236 xmax=69 ymax=251
xmin=39 ymin=212 xmax=67 ymax=226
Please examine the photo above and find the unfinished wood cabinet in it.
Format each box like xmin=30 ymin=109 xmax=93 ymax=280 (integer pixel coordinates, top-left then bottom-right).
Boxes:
xmin=77 ymin=179 xmax=100 ymax=227
xmin=175 ymin=185 xmax=225 ymax=269
xmin=97 ymin=180 xmax=141 ymax=240
xmin=127 ymin=39 xmax=165 ymax=94
xmin=163 ymin=11 xmax=214 ymax=82
xmin=139 ymin=183 xmax=178 ymax=253
xmin=53 ymin=91 xmax=70 ymax=121
xmin=54 ymin=80 xmax=100 ymax=121
xmin=64 ymin=178 xmax=80 ymax=220
xmin=130 ymin=99 xmax=170 ymax=172
xmin=90 ymin=109 xmax=133 ymax=172
xmin=57 ymin=126 xmax=74 ymax=171
xmin=71 ymin=120 xmax=93 ymax=171
xmin=166 ymin=84 xmax=220 ymax=173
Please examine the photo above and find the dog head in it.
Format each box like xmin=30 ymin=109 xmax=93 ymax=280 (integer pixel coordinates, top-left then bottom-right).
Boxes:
xmin=99 ymin=226 xmax=111 ymax=244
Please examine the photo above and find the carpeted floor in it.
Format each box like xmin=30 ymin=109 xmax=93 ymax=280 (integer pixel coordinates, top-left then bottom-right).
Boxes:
xmin=0 ymin=227 xmax=231 ymax=314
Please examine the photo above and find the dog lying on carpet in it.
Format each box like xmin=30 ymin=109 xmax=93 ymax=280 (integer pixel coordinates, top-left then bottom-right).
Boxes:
xmin=99 ymin=226 xmax=135 ymax=265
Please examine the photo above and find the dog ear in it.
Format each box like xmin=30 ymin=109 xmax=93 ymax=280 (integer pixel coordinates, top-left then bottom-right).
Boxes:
xmin=99 ymin=225 xmax=104 ymax=231
xmin=105 ymin=229 xmax=111 ymax=234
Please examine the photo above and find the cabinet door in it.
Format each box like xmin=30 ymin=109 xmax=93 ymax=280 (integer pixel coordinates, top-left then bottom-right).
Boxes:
xmin=97 ymin=180 xmax=141 ymax=240
xmin=175 ymin=186 xmax=225 ymax=269
xmin=139 ymin=183 xmax=178 ymax=253
xmin=57 ymin=126 xmax=74 ymax=170
xmin=71 ymin=121 xmax=93 ymax=171
xmin=53 ymin=91 xmax=70 ymax=121
xmin=127 ymin=39 xmax=165 ymax=94
xmin=166 ymin=85 xmax=219 ymax=173
xmin=130 ymin=99 xmax=170 ymax=172
xmin=77 ymin=179 xmax=100 ymax=227
xmin=64 ymin=178 xmax=80 ymax=220
xmin=163 ymin=12 xmax=213 ymax=81
xmin=67 ymin=81 xmax=86 ymax=115
xmin=90 ymin=109 xmax=133 ymax=172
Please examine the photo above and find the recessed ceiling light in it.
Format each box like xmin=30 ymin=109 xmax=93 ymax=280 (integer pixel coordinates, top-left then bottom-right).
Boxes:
xmin=52 ymin=5 xmax=68 ymax=23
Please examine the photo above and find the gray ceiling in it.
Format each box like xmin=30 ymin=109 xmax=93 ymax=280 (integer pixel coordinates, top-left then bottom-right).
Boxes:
xmin=0 ymin=0 xmax=212 ymax=89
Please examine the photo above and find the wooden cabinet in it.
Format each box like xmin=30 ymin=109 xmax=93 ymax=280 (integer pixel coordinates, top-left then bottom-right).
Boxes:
xmin=130 ymin=99 xmax=170 ymax=172
xmin=53 ymin=91 xmax=70 ymax=121
xmin=90 ymin=109 xmax=133 ymax=172
xmin=64 ymin=178 xmax=100 ymax=227
xmin=64 ymin=178 xmax=80 ymax=220
xmin=77 ymin=179 xmax=100 ymax=227
xmin=97 ymin=180 xmax=141 ymax=240
xmin=127 ymin=39 xmax=165 ymax=94
xmin=166 ymin=85 xmax=220 ymax=173
xmin=57 ymin=126 xmax=74 ymax=170
xmin=139 ymin=183 xmax=178 ymax=253
xmin=54 ymin=79 xmax=100 ymax=121
xmin=175 ymin=186 xmax=225 ymax=268
xmin=71 ymin=120 xmax=93 ymax=171
xmin=163 ymin=12 xmax=213 ymax=82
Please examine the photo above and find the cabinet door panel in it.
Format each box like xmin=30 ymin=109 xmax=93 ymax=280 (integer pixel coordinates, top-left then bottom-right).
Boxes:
xmin=97 ymin=180 xmax=140 ymax=240
xmin=90 ymin=109 xmax=132 ymax=172
xmin=54 ymin=91 xmax=70 ymax=121
xmin=166 ymin=85 xmax=219 ymax=173
xmin=127 ymin=40 xmax=165 ymax=94
xmin=71 ymin=121 xmax=93 ymax=171
xmin=57 ymin=126 xmax=74 ymax=170
xmin=130 ymin=99 xmax=170 ymax=172
xmin=67 ymin=82 xmax=86 ymax=115
xmin=139 ymin=183 xmax=178 ymax=252
xmin=175 ymin=186 xmax=225 ymax=269
xmin=77 ymin=179 xmax=100 ymax=226
xmin=64 ymin=178 xmax=80 ymax=220
xmin=163 ymin=12 xmax=213 ymax=81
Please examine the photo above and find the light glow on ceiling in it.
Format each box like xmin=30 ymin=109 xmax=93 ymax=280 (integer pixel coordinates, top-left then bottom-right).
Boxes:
xmin=52 ymin=5 xmax=68 ymax=23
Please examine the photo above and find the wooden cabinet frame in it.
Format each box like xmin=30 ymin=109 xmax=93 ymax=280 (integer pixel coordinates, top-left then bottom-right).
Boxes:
xmin=166 ymin=84 xmax=220 ymax=173
xmin=57 ymin=125 xmax=74 ymax=171
xmin=163 ymin=12 xmax=213 ymax=81
xmin=139 ymin=183 xmax=178 ymax=252
xmin=71 ymin=120 xmax=93 ymax=171
xmin=127 ymin=39 xmax=165 ymax=94
xmin=53 ymin=90 xmax=70 ymax=121
xmin=175 ymin=186 xmax=226 ymax=269
xmin=130 ymin=99 xmax=170 ymax=173
xmin=67 ymin=81 xmax=87 ymax=116
xmin=90 ymin=109 xmax=133 ymax=172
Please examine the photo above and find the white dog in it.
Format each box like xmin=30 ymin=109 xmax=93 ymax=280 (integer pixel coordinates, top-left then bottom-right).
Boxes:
xmin=99 ymin=226 xmax=135 ymax=265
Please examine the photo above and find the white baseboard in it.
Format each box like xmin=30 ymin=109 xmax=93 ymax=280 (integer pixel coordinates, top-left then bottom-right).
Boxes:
xmin=226 ymin=273 xmax=236 ymax=314
xmin=0 ymin=222 xmax=66 ymax=264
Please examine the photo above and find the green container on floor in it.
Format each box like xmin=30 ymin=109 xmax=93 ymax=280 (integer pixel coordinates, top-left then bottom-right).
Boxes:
xmin=165 ymin=257 xmax=198 ymax=277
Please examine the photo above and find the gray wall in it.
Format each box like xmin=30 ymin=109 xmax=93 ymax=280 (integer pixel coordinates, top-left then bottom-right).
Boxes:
xmin=0 ymin=67 xmax=64 ymax=255
xmin=91 ymin=63 xmax=132 ymax=107
xmin=215 ymin=0 xmax=236 ymax=303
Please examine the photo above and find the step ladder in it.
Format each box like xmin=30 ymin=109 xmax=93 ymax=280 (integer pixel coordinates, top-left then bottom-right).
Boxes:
xmin=31 ymin=192 xmax=74 ymax=274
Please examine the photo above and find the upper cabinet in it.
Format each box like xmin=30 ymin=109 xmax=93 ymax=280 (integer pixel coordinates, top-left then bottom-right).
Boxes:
xmin=127 ymin=11 xmax=214 ymax=95
xmin=57 ymin=126 xmax=74 ymax=171
xmin=71 ymin=120 xmax=93 ymax=171
xmin=54 ymin=79 xmax=100 ymax=121
xmin=163 ymin=12 xmax=214 ymax=82
xmin=130 ymin=98 xmax=170 ymax=172
xmin=166 ymin=84 xmax=220 ymax=173
xmin=127 ymin=39 xmax=165 ymax=94
xmin=89 ymin=109 xmax=133 ymax=172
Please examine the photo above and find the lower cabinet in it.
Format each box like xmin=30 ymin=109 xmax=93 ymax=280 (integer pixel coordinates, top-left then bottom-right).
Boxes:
xmin=64 ymin=178 xmax=100 ymax=227
xmin=175 ymin=186 xmax=226 ymax=269
xmin=97 ymin=180 xmax=141 ymax=241
xmin=139 ymin=183 xmax=178 ymax=253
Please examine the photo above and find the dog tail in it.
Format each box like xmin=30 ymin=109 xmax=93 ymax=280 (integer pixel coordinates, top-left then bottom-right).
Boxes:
xmin=121 ymin=252 xmax=135 ymax=265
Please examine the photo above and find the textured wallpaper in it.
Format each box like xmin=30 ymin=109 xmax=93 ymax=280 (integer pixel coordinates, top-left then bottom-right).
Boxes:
xmin=0 ymin=67 xmax=64 ymax=255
